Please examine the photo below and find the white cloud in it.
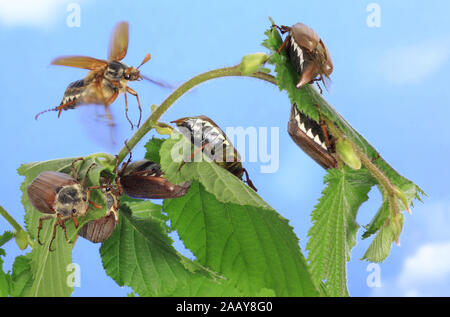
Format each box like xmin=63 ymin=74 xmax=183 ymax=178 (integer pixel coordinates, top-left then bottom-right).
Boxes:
xmin=369 ymin=202 xmax=450 ymax=296
xmin=0 ymin=0 xmax=70 ymax=27
xmin=398 ymin=242 xmax=450 ymax=292
xmin=380 ymin=39 xmax=450 ymax=85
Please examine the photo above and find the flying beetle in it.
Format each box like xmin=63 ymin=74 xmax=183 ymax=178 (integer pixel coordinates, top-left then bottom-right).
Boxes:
xmin=35 ymin=21 xmax=169 ymax=129
xmin=171 ymin=115 xmax=257 ymax=192
xmin=274 ymin=22 xmax=333 ymax=92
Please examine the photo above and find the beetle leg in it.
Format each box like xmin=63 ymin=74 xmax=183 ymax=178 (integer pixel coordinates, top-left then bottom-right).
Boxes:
xmin=85 ymin=185 xmax=108 ymax=209
xmin=55 ymin=98 xmax=78 ymax=118
xmin=47 ymin=214 xmax=66 ymax=251
xmin=126 ymin=86 xmax=143 ymax=129
xmin=89 ymin=200 xmax=103 ymax=209
xmin=314 ymin=80 xmax=323 ymax=95
xmin=48 ymin=222 xmax=59 ymax=252
xmin=123 ymin=91 xmax=134 ymax=130
xmin=80 ymin=162 xmax=97 ymax=188
xmin=277 ymin=34 xmax=290 ymax=54
xmin=272 ymin=24 xmax=291 ymax=34
xmin=37 ymin=215 xmax=54 ymax=246
xmin=71 ymin=157 xmax=85 ymax=181
xmin=117 ymin=141 xmax=133 ymax=177
xmin=178 ymin=143 xmax=208 ymax=172
xmin=242 ymin=168 xmax=258 ymax=192
xmin=72 ymin=215 xmax=79 ymax=228
xmin=314 ymin=104 xmax=332 ymax=149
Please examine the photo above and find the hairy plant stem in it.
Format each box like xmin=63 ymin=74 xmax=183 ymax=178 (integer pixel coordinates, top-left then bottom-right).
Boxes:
xmin=0 ymin=205 xmax=23 ymax=233
xmin=0 ymin=205 xmax=34 ymax=248
xmin=326 ymin=121 xmax=401 ymax=216
xmin=116 ymin=65 xmax=277 ymax=164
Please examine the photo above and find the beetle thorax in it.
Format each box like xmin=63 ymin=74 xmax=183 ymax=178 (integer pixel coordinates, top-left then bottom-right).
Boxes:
xmin=105 ymin=61 xmax=128 ymax=81
xmin=54 ymin=184 xmax=89 ymax=217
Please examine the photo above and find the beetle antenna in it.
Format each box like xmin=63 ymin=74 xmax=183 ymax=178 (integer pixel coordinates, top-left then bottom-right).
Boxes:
xmin=81 ymin=162 xmax=97 ymax=188
xmin=118 ymin=140 xmax=133 ymax=176
xmin=137 ymin=53 xmax=151 ymax=69
xmin=71 ymin=157 xmax=85 ymax=180
xmin=34 ymin=107 xmax=59 ymax=120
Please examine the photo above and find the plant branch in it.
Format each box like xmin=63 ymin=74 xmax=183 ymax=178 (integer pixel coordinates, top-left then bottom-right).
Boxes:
xmin=326 ymin=121 xmax=400 ymax=216
xmin=116 ymin=65 xmax=277 ymax=164
xmin=0 ymin=205 xmax=34 ymax=248
xmin=0 ymin=205 xmax=23 ymax=233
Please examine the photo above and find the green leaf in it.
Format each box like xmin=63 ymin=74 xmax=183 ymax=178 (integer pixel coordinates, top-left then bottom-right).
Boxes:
xmin=362 ymin=212 xmax=404 ymax=262
xmin=0 ymin=249 xmax=10 ymax=297
xmin=144 ymin=137 xmax=167 ymax=164
xmin=0 ymin=231 xmax=14 ymax=248
xmin=167 ymin=274 xmax=245 ymax=297
xmin=100 ymin=201 xmax=227 ymax=296
xmin=17 ymin=156 xmax=113 ymax=296
xmin=362 ymin=187 xmax=390 ymax=239
xmin=164 ymin=181 xmax=318 ymax=296
xmin=160 ymin=133 xmax=271 ymax=210
xmin=10 ymin=254 xmax=34 ymax=297
xmin=306 ymin=168 xmax=376 ymax=296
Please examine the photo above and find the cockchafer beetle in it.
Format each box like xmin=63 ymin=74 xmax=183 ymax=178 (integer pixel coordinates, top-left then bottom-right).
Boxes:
xmin=27 ymin=158 xmax=105 ymax=251
xmin=35 ymin=21 xmax=171 ymax=129
xmin=171 ymin=115 xmax=257 ymax=192
xmin=288 ymin=103 xmax=338 ymax=169
xmin=77 ymin=175 xmax=121 ymax=243
xmin=274 ymin=22 xmax=333 ymax=92
xmin=119 ymin=160 xmax=191 ymax=199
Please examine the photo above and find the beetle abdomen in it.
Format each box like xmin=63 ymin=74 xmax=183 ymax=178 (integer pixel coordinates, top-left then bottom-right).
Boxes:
xmin=288 ymin=103 xmax=337 ymax=169
xmin=78 ymin=213 xmax=117 ymax=243
xmin=60 ymin=79 xmax=87 ymax=108
xmin=288 ymin=35 xmax=311 ymax=77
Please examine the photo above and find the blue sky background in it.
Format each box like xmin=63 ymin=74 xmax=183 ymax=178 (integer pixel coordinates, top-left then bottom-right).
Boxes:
xmin=0 ymin=0 xmax=449 ymax=297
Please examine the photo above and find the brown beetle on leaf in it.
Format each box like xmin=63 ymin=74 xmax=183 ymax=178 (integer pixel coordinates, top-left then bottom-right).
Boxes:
xmin=288 ymin=103 xmax=337 ymax=169
xmin=119 ymin=160 xmax=191 ymax=199
xmin=171 ymin=115 xmax=257 ymax=192
xmin=27 ymin=159 xmax=105 ymax=251
xmin=78 ymin=175 xmax=121 ymax=243
xmin=275 ymin=22 xmax=333 ymax=92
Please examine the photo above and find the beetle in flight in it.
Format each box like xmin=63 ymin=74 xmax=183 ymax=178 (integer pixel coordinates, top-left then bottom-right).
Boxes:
xmin=36 ymin=21 xmax=169 ymax=129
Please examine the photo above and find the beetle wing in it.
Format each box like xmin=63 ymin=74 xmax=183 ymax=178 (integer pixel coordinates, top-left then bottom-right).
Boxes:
xmin=319 ymin=39 xmax=333 ymax=76
xmin=27 ymin=171 xmax=78 ymax=214
xmin=51 ymin=55 xmax=108 ymax=71
xmin=290 ymin=22 xmax=321 ymax=52
xmin=121 ymin=175 xmax=190 ymax=199
xmin=108 ymin=21 xmax=129 ymax=61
